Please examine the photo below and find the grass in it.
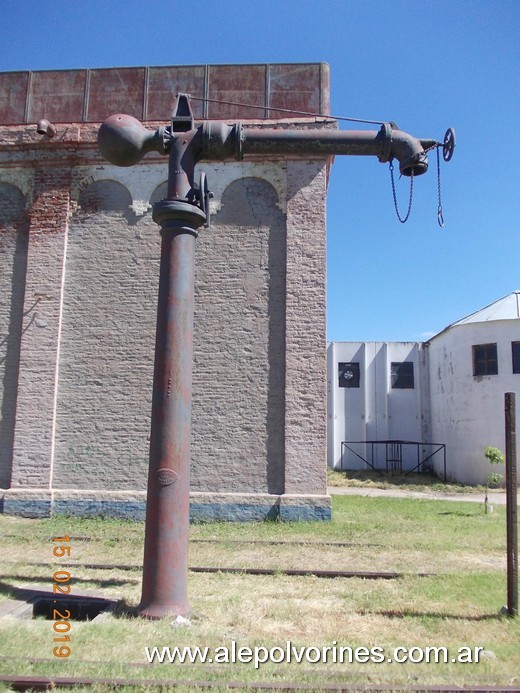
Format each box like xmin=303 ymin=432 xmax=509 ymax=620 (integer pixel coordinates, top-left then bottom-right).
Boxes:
xmin=0 ymin=495 xmax=519 ymax=691
xmin=327 ymin=468 xmax=486 ymax=494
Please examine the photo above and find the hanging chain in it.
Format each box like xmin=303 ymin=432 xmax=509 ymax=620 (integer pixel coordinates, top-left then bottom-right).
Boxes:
xmin=436 ymin=145 xmax=444 ymax=227
xmin=389 ymin=161 xmax=414 ymax=223
xmin=390 ymin=143 xmax=446 ymax=227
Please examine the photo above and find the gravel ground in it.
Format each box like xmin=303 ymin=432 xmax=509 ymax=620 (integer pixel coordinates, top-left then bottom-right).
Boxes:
xmin=328 ymin=486 xmax=515 ymax=505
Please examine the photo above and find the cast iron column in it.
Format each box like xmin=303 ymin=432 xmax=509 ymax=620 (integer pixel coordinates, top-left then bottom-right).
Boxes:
xmin=137 ymin=112 xmax=206 ymax=618
xmin=138 ymin=203 xmax=205 ymax=619
xmin=97 ymin=97 xmax=208 ymax=619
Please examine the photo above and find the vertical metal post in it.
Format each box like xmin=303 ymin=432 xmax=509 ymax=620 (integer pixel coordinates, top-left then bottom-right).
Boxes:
xmin=505 ymin=392 xmax=518 ymax=617
xmin=137 ymin=122 xmax=206 ymax=619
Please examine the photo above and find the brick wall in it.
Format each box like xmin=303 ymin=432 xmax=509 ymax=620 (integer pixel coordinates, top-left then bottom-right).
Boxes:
xmin=0 ymin=63 xmax=331 ymax=520
xmin=0 ymin=183 xmax=28 ymax=488
xmin=0 ymin=154 xmax=330 ymax=516
xmin=50 ymin=169 xmax=322 ymax=498
xmin=53 ymin=181 xmax=159 ymax=490
xmin=191 ymin=176 xmax=286 ymax=494
xmin=9 ymin=166 xmax=70 ymax=488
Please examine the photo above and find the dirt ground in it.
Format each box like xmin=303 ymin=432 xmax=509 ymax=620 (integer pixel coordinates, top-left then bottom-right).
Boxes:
xmin=328 ymin=485 xmax=513 ymax=505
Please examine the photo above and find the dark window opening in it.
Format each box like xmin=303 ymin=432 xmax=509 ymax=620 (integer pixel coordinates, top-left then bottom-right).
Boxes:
xmin=512 ymin=342 xmax=520 ymax=374
xmin=391 ymin=361 xmax=414 ymax=389
xmin=338 ymin=362 xmax=360 ymax=388
xmin=473 ymin=343 xmax=498 ymax=376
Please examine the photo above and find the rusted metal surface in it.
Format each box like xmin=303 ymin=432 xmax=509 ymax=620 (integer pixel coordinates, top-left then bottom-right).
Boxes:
xmin=241 ymin=126 xmax=433 ymax=176
xmin=97 ymin=113 xmax=169 ymax=166
xmin=199 ymin=120 xmax=434 ymax=176
xmin=138 ymin=219 xmax=201 ymax=619
xmin=146 ymin=65 xmax=206 ymax=121
xmin=207 ymin=64 xmax=267 ymax=119
xmin=188 ymin=567 xmax=432 ymax=579
xmin=0 ymin=63 xmax=329 ymax=125
xmin=36 ymin=119 xmax=56 ymax=137
xmin=0 ymin=71 xmax=30 ymax=124
xmin=86 ymin=67 xmax=146 ymax=122
xmin=269 ymin=63 xmax=328 ymax=118
xmin=28 ymin=70 xmax=86 ymax=124
xmin=136 ymin=95 xmax=206 ymax=619
xmin=4 ymin=560 xmax=433 ymax=579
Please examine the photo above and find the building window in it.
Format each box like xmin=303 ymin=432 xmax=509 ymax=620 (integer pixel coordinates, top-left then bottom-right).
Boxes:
xmin=513 ymin=342 xmax=520 ymax=374
xmin=391 ymin=362 xmax=414 ymax=389
xmin=338 ymin=362 xmax=360 ymax=388
xmin=473 ymin=343 xmax=498 ymax=376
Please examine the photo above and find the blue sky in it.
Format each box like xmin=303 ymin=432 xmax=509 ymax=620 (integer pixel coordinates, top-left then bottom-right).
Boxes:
xmin=2 ymin=0 xmax=518 ymax=341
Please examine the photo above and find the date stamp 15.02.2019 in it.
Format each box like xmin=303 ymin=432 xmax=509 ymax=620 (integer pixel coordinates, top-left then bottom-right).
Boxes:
xmin=51 ymin=535 xmax=72 ymax=658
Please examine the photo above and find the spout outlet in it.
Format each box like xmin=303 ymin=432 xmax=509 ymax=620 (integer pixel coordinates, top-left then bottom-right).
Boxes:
xmin=36 ymin=119 xmax=56 ymax=138
xmin=377 ymin=123 xmax=429 ymax=177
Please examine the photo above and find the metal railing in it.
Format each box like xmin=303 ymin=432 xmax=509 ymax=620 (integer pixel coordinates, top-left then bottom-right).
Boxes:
xmin=340 ymin=440 xmax=447 ymax=482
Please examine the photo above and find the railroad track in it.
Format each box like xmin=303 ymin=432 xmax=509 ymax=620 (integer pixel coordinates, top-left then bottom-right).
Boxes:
xmin=0 ymin=673 xmax=515 ymax=692
xmin=3 ymin=561 xmax=432 ymax=580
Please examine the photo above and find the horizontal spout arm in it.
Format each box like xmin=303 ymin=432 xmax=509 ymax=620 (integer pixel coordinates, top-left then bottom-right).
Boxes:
xmin=202 ymin=121 xmax=431 ymax=177
xmin=98 ymin=115 xmax=444 ymax=178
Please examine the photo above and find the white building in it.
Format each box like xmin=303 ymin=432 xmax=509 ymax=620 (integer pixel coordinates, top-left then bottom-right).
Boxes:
xmin=427 ymin=290 xmax=520 ymax=484
xmin=327 ymin=291 xmax=520 ymax=485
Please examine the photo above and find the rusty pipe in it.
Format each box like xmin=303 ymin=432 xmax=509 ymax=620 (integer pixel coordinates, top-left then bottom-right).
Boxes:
xmin=36 ymin=119 xmax=57 ymax=138
xmin=99 ymin=115 xmax=437 ymax=177
xmin=203 ymin=121 xmax=434 ymax=176
xmin=242 ymin=126 xmax=429 ymax=176
xmin=138 ymin=198 xmax=206 ymax=620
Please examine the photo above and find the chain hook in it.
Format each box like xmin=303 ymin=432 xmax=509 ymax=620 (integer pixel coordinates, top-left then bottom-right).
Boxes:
xmin=389 ymin=160 xmax=414 ymax=224
xmin=436 ymin=146 xmax=445 ymax=228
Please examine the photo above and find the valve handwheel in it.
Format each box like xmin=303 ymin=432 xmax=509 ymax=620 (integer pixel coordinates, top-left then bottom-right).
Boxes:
xmin=442 ymin=128 xmax=456 ymax=162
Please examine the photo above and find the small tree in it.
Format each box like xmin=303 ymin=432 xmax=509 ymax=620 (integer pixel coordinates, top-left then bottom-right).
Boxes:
xmin=484 ymin=446 xmax=505 ymax=488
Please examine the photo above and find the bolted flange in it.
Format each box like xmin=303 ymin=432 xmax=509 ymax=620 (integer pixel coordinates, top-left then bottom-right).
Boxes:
xmin=152 ymin=199 xmax=207 ymax=237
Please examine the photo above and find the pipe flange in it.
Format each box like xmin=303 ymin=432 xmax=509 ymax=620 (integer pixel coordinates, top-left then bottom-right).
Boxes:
xmin=377 ymin=123 xmax=393 ymax=164
xmin=152 ymin=199 xmax=207 ymax=237
xmin=233 ymin=123 xmax=244 ymax=160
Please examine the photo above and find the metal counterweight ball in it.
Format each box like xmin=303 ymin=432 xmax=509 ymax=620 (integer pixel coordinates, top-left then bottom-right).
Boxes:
xmin=97 ymin=113 xmax=155 ymax=166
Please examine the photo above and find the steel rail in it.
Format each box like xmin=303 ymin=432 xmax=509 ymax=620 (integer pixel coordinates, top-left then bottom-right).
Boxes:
xmin=6 ymin=537 xmax=381 ymax=547
xmin=3 ymin=561 xmax=433 ymax=579
xmin=0 ymin=674 xmax=515 ymax=692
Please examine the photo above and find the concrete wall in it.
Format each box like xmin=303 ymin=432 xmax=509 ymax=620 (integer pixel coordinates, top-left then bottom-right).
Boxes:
xmin=428 ymin=320 xmax=520 ymax=484
xmin=327 ymin=341 xmax=429 ymax=473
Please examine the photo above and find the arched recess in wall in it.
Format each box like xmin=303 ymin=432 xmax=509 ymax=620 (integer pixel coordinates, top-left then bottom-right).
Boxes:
xmin=53 ymin=178 xmax=161 ymax=490
xmin=150 ymin=182 xmax=168 ymax=206
xmin=0 ymin=183 xmax=28 ymax=488
xmin=191 ymin=176 xmax=287 ymax=495
xmin=76 ymin=179 xmax=133 ymax=218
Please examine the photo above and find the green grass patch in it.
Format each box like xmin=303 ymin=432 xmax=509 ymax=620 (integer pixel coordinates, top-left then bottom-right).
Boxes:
xmin=327 ymin=468 xmax=485 ymax=494
xmin=0 ymin=495 xmax=518 ymax=690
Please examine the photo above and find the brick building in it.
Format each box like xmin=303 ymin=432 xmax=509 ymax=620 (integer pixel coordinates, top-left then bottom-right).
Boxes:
xmin=0 ymin=64 xmax=332 ymax=520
